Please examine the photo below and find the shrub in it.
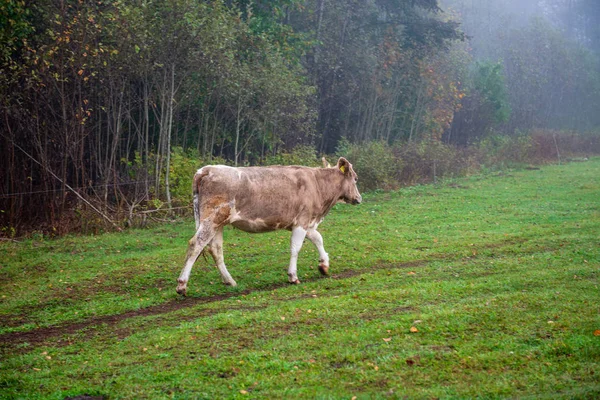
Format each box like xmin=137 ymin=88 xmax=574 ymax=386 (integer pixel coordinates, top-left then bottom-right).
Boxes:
xmin=394 ymin=141 xmax=481 ymax=185
xmin=263 ymin=144 xmax=321 ymax=167
xmin=168 ymin=147 xmax=227 ymax=206
xmin=530 ymin=129 xmax=600 ymax=162
xmin=336 ymin=139 xmax=398 ymax=191
xmin=478 ymin=133 xmax=534 ymax=167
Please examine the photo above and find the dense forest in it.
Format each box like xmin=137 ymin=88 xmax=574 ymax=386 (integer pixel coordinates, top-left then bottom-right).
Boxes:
xmin=1 ymin=0 xmax=600 ymax=235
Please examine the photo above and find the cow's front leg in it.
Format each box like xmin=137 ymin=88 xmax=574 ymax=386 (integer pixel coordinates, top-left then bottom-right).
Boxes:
xmin=306 ymin=228 xmax=330 ymax=275
xmin=288 ymin=226 xmax=307 ymax=284
xmin=177 ymin=223 xmax=216 ymax=296
xmin=207 ymin=227 xmax=237 ymax=287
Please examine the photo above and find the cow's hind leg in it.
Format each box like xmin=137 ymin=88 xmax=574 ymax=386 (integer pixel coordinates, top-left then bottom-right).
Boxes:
xmin=207 ymin=227 xmax=237 ymax=287
xmin=288 ymin=226 xmax=307 ymax=284
xmin=306 ymin=228 xmax=330 ymax=275
xmin=177 ymin=223 xmax=216 ymax=296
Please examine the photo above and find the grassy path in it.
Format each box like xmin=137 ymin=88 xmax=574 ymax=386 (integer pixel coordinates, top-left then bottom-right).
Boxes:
xmin=1 ymin=159 xmax=599 ymax=398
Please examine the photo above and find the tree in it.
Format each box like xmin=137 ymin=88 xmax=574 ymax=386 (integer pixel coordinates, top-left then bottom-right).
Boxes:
xmin=446 ymin=61 xmax=510 ymax=144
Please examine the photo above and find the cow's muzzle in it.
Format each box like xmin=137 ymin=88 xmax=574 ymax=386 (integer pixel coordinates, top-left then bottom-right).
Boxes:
xmin=352 ymin=195 xmax=362 ymax=205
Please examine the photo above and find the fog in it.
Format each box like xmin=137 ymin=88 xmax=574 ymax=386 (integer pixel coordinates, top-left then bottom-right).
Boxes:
xmin=441 ymin=0 xmax=600 ymax=138
xmin=443 ymin=0 xmax=600 ymax=55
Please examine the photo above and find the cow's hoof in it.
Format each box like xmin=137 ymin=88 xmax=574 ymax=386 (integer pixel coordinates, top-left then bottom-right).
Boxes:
xmin=176 ymin=280 xmax=187 ymax=296
xmin=318 ymin=263 xmax=329 ymax=276
xmin=289 ymin=278 xmax=301 ymax=284
xmin=224 ymin=280 xmax=237 ymax=287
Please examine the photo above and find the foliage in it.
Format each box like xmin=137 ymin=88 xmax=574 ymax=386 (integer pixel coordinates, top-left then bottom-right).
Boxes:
xmin=395 ymin=140 xmax=481 ymax=185
xmin=287 ymin=0 xmax=464 ymax=151
xmin=263 ymin=144 xmax=321 ymax=167
xmin=478 ymin=133 xmax=534 ymax=168
xmin=472 ymin=61 xmax=511 ymax=124
xmin=167 ymin=147 xmax=205 ymax=205
xmin=1 ymin=160 xmax=599 ymax=397
xmin=336 ymin=139 xmax=398 ymax=191
xmin=446 ymin=61 xmax=511 ymax=145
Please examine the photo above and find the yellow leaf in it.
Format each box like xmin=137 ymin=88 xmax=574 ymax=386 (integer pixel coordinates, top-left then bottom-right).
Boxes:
xmin=594 ymin=330 xmax=600 ymax=336
xmin=410 ymin=326 xmax=419 ymax=333
xmin=383 ymin=337 xmax=391 ymax=342
xmin=240 ymin=390 xmax=248 ymax=395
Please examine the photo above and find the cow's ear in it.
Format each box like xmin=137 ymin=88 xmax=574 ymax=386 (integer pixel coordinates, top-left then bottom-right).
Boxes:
xmin=322 ymin=156 xmax=331 ymax=168
xmin=336 ymin=157 xmax=350 ymax=175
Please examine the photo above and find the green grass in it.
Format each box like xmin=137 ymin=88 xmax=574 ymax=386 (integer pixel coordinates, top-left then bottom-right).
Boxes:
xmin=1 ymin=159 xmax=599 ymax=399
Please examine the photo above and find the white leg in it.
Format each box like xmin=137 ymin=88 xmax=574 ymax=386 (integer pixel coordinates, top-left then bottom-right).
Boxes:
xmin=288 ymin=226 xmax=307 ymax=284
xmin=177 ymin=223 xmax=215 ymax=296
xmin=207 ymin=227 xmax=237 ymax=286
xmin=306 ymin=228 xmax=330 ymax=275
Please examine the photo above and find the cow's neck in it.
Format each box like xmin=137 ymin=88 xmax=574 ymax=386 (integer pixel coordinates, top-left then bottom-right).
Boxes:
xmin=316 ymin=168 xmax=346 ymax=213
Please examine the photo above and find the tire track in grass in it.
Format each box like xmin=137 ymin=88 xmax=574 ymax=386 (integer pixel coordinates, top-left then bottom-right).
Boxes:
xmin=0 ymin=260 xmax=428 ymax=351
xmin=0 ymin=237 xmax=530 ymax=351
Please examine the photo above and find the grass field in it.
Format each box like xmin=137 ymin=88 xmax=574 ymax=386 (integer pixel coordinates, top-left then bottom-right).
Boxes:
xmin=1 ymin=159 xmax=599 ymax=399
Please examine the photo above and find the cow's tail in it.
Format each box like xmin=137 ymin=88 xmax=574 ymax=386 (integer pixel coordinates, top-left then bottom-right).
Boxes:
xmin=192 ymin=167 xmax=209 ymax=230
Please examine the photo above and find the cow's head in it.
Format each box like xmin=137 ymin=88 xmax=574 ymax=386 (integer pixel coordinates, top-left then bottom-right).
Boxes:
xmin=336 ymin=157 xmax=362 ymax=205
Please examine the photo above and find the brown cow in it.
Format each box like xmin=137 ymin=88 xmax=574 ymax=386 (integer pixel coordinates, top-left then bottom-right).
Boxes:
xmin=176 ymin=157 xmax=362 ymax=295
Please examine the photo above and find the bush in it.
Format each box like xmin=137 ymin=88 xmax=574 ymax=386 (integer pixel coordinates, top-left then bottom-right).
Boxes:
xmin=263 ymin=144 xmax=321 ymax=167
xmin=167 ymin=147 xmax=227 ymax=206
xmin=478 ymin=133 xmax=534 ymax=167
xmin=395 ymin=141 xmax=482 ymax=185
xmin=530 ymin=129 xmax=600 ymax=161
xmin=336 ymin=139 xmax=398 ymax=191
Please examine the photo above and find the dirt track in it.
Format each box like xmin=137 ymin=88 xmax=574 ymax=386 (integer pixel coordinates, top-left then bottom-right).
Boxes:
xmin=0 ymin=259 xmax=428 ymax=352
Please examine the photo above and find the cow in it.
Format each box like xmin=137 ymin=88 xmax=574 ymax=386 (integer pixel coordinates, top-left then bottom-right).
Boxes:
xmin=176 ymin=157 xmax=362 ymax=295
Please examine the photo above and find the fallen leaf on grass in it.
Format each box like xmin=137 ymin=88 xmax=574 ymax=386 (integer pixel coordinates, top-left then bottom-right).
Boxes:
xmin=240 ymin=390 xmax=248 ymax=395
xmin=410 ymin=326 xmax=419 ymax=333
xmin=594 ymin=330 xmax=600 ymax=336
xmin=406 ymin=359 xmax=415 ymax=366
xmin=407 ymin=271 xmax=416 ymax=275
xmin=383 ymin=337 xmax=391 ymax=342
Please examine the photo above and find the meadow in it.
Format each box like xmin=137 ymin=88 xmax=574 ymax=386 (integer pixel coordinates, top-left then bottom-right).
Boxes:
xmin=1 ymin=159 xmax=599 ymax=399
